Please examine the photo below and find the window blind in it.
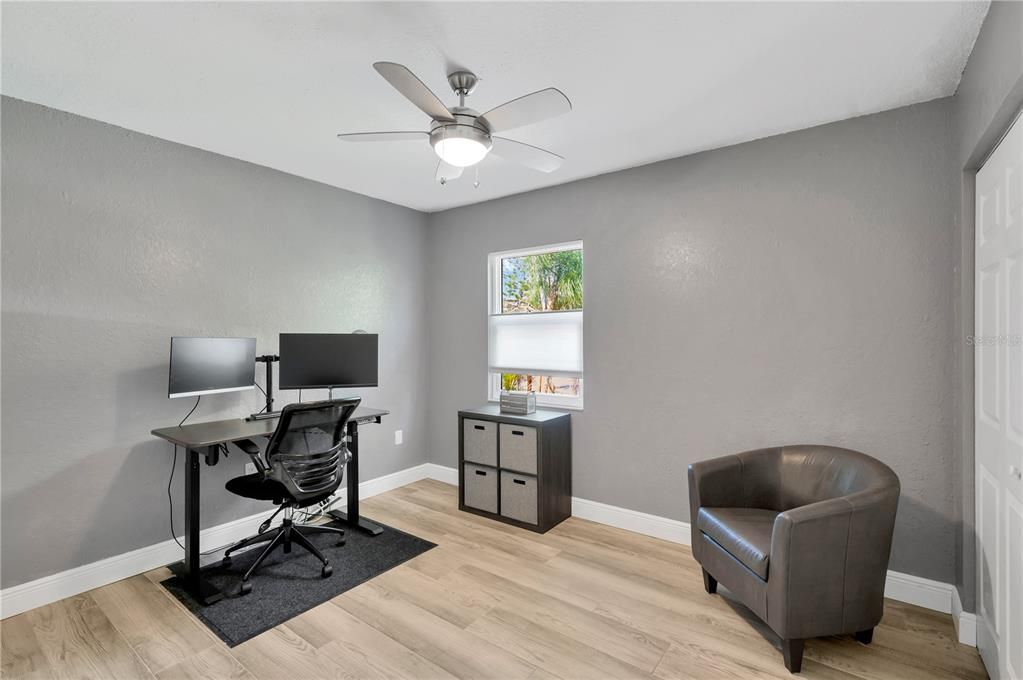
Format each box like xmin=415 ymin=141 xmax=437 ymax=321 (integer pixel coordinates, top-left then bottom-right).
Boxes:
xmin=488 ymin=310 xmax=583 ymax=378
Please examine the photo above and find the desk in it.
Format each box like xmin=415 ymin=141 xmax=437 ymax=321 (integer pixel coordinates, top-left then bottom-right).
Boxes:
xmin=152 ymin=406 xmax=388 ymax=605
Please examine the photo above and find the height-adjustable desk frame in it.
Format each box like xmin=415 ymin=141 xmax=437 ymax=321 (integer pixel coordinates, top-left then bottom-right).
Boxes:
xmin=152 ymin=406 xmax=388 ymax=605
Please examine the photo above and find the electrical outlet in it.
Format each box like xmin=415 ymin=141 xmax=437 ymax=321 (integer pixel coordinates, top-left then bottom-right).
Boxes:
xmin=394 ymin=429 xmax=403 ymax=445
xmin=245 ymin=462 xmax=257 ymax=475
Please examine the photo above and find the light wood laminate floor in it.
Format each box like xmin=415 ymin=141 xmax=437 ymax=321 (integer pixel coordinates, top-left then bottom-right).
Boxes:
xmin=1 ymin=479 xmax=986 ymax=679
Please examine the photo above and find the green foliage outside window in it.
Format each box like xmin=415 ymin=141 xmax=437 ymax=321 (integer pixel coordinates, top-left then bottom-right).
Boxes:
xmin=502 ymin=249 xmax=583 ymax=313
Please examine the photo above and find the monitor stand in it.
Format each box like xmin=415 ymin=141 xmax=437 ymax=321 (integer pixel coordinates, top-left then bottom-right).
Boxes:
xmin=248 ymin=354 xmax=279 ymax=422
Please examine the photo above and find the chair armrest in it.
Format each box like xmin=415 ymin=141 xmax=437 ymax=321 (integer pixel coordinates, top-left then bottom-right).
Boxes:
xmin=231 ymin=438 xmax=268 ymax=475
xmin=767 ymin=491 xmax=898 ymax=640
xmin=688 ymin=454 xmax=744 ymax=515
xmin=688 ymin=454 xmax=743 ymax=561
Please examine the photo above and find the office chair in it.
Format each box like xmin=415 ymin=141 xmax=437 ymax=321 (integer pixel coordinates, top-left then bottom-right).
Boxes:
xmin=221 ymin=397 xmax=360 ymax=595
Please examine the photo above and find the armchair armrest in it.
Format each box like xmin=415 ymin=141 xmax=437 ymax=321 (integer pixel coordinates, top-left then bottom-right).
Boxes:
xmin=767 ymin=490 xmax=895 ymax=640
xmin=688 ymin=454 xmax=744 ymax=515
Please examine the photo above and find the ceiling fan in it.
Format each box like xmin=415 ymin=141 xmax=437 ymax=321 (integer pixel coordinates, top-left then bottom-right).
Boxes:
xmin=337 ymin=62 xmax=571 ymax=185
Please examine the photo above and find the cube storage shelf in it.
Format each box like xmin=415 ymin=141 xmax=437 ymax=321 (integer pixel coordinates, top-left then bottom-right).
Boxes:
xmin=457 ymin=405 xmax=572 ymax=533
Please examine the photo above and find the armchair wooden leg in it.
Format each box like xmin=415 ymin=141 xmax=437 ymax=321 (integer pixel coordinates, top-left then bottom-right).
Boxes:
xmin=701 ymin=568 xmax=717 ymax=594
xmin=854 ymin=628 xmax=874 ymax=644
xmin=782 ymin=638 xmax=804 ymax=673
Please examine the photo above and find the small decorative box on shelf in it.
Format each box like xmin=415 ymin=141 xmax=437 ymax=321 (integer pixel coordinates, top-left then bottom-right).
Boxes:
xmin=499 ymin=390 xmax=536 ymax=415
xmin=458 ymin=405 xmax=572 ymax=533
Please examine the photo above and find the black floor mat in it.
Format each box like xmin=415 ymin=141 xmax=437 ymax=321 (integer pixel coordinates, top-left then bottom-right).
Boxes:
xmin=161 ymin=519 xmax=435 ymax=646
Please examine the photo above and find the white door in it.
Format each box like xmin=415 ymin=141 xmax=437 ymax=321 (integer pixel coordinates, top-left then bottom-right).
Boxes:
xmin=976 ymin=109 xmax=1023 ymax=680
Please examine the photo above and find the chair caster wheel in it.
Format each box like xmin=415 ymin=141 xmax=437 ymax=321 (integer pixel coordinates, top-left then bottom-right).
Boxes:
xmin=322 ymin=564 xmax=333 ymax=578
xmin=239 ymin=581 xmax=252 ymax=596
xmin=337 ymin=537 xmax=347 ymax=547
xmin=221 ymin=556 xmax=232 ymax=567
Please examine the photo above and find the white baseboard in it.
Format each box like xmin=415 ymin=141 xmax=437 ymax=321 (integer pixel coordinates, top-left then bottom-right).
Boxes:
xmin=952 ymin=585 xmax=978 ymax=646
xmin=422 ymin=462 xmax=458 ymax=485
xmin=883 ymin=571 xmax=954 ymax=614
xmin=1 ymin=458 xmax=979 ymax=644
xmin=353 ymin=463 xmax=436 ymax=500
xmin=0 ymin=510 xmax=267 ymax=620
xmin=571 ymin=496 xmax=691 ymax=544
xmin=424 ymin=463 xmax=974 ymax=642
xmin=0 ymin=462 xmax=438 ymax=620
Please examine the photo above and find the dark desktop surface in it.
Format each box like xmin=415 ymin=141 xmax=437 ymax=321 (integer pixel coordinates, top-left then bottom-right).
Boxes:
xmin=152 ymin=406 xmax=389 ymax=448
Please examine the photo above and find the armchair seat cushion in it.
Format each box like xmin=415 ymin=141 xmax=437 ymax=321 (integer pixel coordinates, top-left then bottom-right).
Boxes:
xmin=697 ymin=507 xmax=778 ymax=580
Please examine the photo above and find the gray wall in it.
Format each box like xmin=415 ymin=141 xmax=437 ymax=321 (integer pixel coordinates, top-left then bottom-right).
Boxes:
xmin=951 ymin=0 xmax=1023 ymax=612
xmin=0 ymin=96 xmax=430 ymax=589
xmin=6 ymin=33 xmax=1004 ymax=593
xmin=426 ymin=99 xmax=959 ymax=583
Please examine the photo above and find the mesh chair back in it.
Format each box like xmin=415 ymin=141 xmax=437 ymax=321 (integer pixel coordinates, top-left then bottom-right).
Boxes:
xmin=265 ymin=397 xmax=361 ymax=503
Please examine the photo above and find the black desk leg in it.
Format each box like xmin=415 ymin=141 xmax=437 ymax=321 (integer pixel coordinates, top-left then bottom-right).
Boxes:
xmin=168 ymin=446 xmax=224 ymax=605
xmin=328 ymin=420 xmax=383 ymax=536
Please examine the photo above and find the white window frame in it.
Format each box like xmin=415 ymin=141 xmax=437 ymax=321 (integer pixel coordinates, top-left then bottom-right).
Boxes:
xmin=487 ymin=240 xmax=584 ymax=410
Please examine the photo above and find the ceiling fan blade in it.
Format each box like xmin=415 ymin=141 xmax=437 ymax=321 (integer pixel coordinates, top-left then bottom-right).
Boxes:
xmin=336 ymin=131 xmax=428 ymax=142
xmin=435 ymin=160 xmax=464 ymax=183
xmin=373 ymin=62 xmax=454 ymax=122
xmin=479 ymin=88 xmax=571 ymax=133
xmin=490 ymin=137 xmax=564 ymax=173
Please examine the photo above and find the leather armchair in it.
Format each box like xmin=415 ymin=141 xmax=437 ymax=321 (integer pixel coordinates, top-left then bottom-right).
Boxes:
xmin=687 ymin=446 xmax=900 ymax=673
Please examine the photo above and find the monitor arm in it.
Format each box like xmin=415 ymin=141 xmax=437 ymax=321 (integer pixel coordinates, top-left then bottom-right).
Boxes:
xmin=255 ymin=354 xmax=278 ymax=416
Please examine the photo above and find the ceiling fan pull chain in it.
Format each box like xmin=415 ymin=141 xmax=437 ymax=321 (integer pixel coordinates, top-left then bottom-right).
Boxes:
xmin=474 ymin=165 xmax=480 ymax=189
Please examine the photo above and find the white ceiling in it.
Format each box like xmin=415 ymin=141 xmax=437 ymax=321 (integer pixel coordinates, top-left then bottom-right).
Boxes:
xmin=2 ymin=2 xmax=989 ymax=213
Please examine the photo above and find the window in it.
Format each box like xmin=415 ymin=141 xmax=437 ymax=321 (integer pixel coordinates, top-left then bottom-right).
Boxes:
xmin=488 ymin=241 xmax=583 ymax=410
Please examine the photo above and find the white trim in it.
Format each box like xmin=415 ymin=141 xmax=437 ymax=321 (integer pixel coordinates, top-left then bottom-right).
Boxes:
xmin=488 ymin=240 xmax=585 ymax=261
xmin=0 ymin=510 xmax=266 ymax=620
xmin=883 ymin=571 xmax=954 ymax=614
xmin=0 ymin=462 xmax=438 ymax=620
xmin=422 ymin=464 xmax=973 ymax=632
xmin=2 ymin=459 xmax=979 ymax=641
xmin=422 ymin=462 xmax=458 ymax=485
xmin=571 ymin=496 xmax=691 ymax=544
xmin=487 ymin=374 xmax=584 ymax=411
xmin=352 ymin=463 xmax=435 ymax=500
xmin=952 ymin=585 xmax=979 ymax=646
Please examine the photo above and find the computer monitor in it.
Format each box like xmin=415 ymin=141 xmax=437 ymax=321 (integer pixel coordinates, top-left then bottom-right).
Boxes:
xmin=168 ymin=337 xmax=257 ymax=399
xmin=279 ymin=333 xmax=378 ymax=390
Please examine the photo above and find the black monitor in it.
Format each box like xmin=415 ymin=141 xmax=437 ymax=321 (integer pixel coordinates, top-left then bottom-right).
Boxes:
xmin=168 ymin=337 xmax=257 ymax=399
xmin=279 ymin=333 xmax=378 ymax=390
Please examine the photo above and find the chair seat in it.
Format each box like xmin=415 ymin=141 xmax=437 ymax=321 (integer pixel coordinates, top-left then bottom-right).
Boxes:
xmin=226 ymin=473 xmax=290 ymax=501
xmin=225 ymin=474 xmax=332 ymax=508
xmin=697 ymin=507 xmax=778 ymax=580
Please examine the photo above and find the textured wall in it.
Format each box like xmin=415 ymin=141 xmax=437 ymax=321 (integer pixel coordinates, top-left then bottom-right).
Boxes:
xmin=0 ymin=97 xmax=430 ymax=588
xmin=951 ymin=0 xmax=1023 ymax=613
xmin=426 ymin=99 xmax=959 ymax=583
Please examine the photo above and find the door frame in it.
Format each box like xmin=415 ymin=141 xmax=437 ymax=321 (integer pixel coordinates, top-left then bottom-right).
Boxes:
xmin=968 ymin=104 xmax=1023 ymax=678
xmin=959 ymin=83 xmax=1023 ymax=649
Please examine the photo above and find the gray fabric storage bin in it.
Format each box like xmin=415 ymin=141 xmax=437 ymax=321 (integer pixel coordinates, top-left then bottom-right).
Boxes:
xmin=499 ymin=424 xmax=538 ymax=474
xmin=463 ymin=463 xmax=498 ymax=513
xmin=463 ymin=419 xmax=497 ymax=466
xmin=500 ymin=471 xmax=538 ymax=525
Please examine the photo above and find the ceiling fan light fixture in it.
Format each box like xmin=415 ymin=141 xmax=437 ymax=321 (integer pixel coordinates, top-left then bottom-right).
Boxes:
xmin=430 ymin=124 xmax=492 ymax=167
xmin=339 ymin=63 xmax=569 ymax=182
